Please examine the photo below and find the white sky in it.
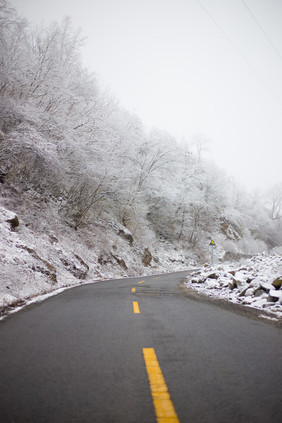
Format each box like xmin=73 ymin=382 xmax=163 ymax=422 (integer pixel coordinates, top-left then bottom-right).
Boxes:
xmin=9 ymin=0 xmax=282 ymax=190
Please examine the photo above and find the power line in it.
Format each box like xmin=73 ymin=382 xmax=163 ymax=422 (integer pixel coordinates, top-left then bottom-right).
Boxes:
xmin=241 ymin=0 xmax=282 ymax=62
xmin=195 ymin=0 xmax=281 ymax=107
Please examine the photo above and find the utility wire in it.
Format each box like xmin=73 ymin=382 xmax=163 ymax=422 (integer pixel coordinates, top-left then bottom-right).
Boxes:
xmin=195 ymin=0 xmax=281 ymax=107
xmin=241 ymin=0 xmax=282 ymax=62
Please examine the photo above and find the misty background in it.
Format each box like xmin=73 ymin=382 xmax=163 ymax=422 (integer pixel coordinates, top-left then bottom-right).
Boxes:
xmin=10 ymin=0 xmax=282 ymax=190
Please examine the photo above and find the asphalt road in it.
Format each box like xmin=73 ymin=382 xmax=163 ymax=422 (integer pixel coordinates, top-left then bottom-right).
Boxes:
xmin=0 ymin=271 xmax=281 ymax=423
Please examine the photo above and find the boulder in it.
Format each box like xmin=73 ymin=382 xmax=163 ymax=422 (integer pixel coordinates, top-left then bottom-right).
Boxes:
xmin=118 ymin=228 xmax=134 ymax=245
xmin=32 ymin=263 xmax=57 ymax=284
xmin=244 ymin=288 xmax=254 ymax=297
xmin=254 ymin=287 xmax=265 ymax=297
xmin=267 ymin=290 xmax=281 ymax=303
xmin=7 ymin=215 xmax=19 ymax=229
xmin=112 ymin=254 xmax=128 ymax=270
xmin=259 ymin=282 xmax=273 ymax=293
xmin=0 ymin=207 xmax=20 ymax=229
xmin=192 ymin=277 xmax=206 ymax=284
xmin=60 ymin=253 xmax=89 ymax=280
xmin=238 ymin=285 xmax=251 ymax=297
xmin=271 ymin=276 xmax=282 ymax=290
xmin=20 ymin=245 xmax=57 ymax=284
xmin=228 ymin=280 xmax=236 ymax=290
xmin=207 ymin=273 xmax=219 ymax=280
xmin=142 ymin=248 xmax=152 ymax=267
xmin=233 ymin=277 xmax=246 ymax=288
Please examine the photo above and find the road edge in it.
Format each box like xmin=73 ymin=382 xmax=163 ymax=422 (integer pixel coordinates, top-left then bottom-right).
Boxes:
xmin=179 ymin=281 xmax=282 ymax=329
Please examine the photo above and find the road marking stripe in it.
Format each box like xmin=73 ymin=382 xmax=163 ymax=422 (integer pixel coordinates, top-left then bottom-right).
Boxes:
xmin=143 ymin=348 xmax=180 ymax=423
xmin=153 ymin=277 xmax=160 ymax=279
xmin=131 ymin=288 xmax=136 ymax=293
xmin=133 ymin=301 xmax=140 ymax=314
xmin=138 ymin=280 xmax=145 ymax=284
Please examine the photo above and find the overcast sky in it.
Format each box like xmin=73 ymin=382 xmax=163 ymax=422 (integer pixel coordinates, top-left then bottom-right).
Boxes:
xmin=9 ymin=0 xmax=282 ymax=191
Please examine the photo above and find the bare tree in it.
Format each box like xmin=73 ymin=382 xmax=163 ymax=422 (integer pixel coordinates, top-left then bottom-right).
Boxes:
xmin=268 ymin=183 xmax=282 ymax=220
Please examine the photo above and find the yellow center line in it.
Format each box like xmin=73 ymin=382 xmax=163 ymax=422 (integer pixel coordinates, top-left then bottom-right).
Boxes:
xmin=131 ymin=288 xmax=136 ymax=293
xmin=133 ymin=301 xmax=140 ymax=314
xmin=143 ymin=348 xmax=180 ymax=423
xmin=138 ymin=280 xmax=145 ymax=284
xmin=152 ymin=277 xmax=160 ymax=279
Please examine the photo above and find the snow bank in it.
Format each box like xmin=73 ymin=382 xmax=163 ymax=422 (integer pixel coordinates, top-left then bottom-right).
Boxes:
xmin=185 ymin=253 xmax=282 ymax=320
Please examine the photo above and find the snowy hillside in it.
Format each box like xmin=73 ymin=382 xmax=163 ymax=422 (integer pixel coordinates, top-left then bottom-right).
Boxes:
xmin=0 ymin=205 xmax=190 ymax=317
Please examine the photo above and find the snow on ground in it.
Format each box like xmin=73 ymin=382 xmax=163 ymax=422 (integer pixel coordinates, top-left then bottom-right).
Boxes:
xmin=0 ymin=204 xmax=190 ymax=318
xmin=185 ymin=253 xmax=282 ymax=320
xmin=0 ymin=205 xmax=94 ymax=316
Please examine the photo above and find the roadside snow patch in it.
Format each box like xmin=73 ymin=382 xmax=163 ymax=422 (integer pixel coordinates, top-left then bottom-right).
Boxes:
xmin=185 ymin=253 xmax=282 ymax=320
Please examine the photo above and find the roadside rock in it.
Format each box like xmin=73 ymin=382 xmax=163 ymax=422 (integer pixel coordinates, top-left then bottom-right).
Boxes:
xmin=142 ymin=248 xmax=152 ymax=267
xmin=271 ymin=276 xmax=282 ymax=289
xmin=98 ymin=254 xmax=111 ymax=266
xmin=185 ymin=253 xmax=282 ymax=319
xmin=0 ymin=207 xmax=19 ymax=229
xmin=60 ymin=252 xmax=89 ymax=280
xmin=112 ymin=254 xmax=128 ymax=270
xmin=118 ymin=228 xmax=134 ymax=246
xmin=7 ymin=215 xmax=19 ymax=229
xmin=254 ymin=287 xmax=265 ymax=297
xmin=259 ymin=282 xmax=273 ymax=293
xmin=267 ymin=290 xmax=281 ymax=303
xmin=98 ymin=252 xmax=127 ymax=271
xmin=238 ymin=285 xmax=250 ymax=297
xmin=207 ymin=273 xmax=219 ymax=279
xmin=20 ymin=245 xmax=57 ymax=284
